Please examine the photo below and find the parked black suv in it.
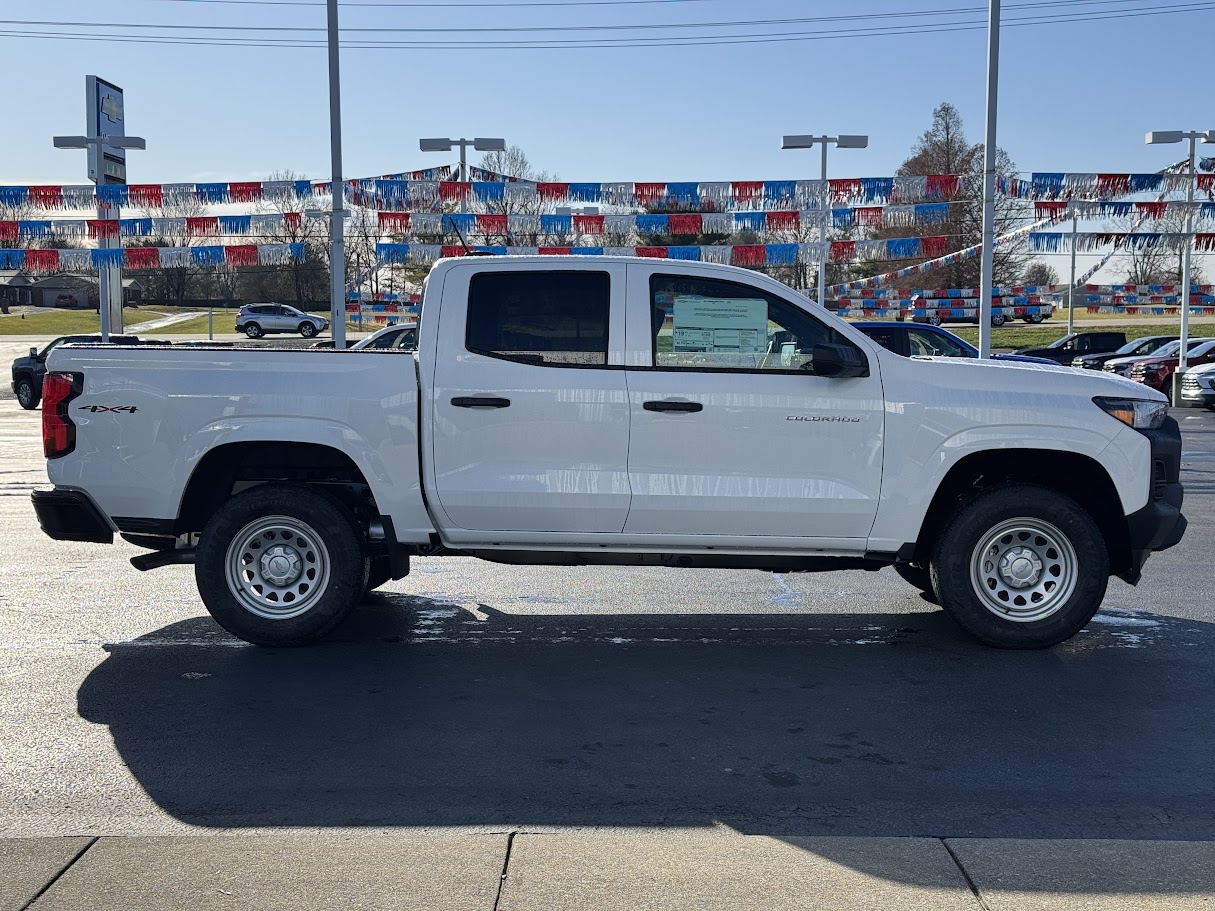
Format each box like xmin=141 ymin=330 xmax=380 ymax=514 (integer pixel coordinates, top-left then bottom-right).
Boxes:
xmin=1013 ymin=331 xmax=1128 ymax=365
xmin=1071 ymin=335 xmax=1178 ymax=370
xmin=11 ymin=335 xmax=146 ymax=410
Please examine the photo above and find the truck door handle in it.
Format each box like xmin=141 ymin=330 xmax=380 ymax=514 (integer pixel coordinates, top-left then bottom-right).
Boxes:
xmin=451 ymin=396 xmax=511 ymax=409
xmin=643 ymin=399 xmax=703 ymax=413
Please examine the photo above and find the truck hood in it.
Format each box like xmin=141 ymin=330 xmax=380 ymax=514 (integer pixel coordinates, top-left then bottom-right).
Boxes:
xmin=909 ymin=355 xmax=1166 ymax=400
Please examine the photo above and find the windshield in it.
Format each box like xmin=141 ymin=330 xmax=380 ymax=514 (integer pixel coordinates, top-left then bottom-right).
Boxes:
xmin=1192 ymin=341 xmax=1215 ymax=357
xmin=1153 ymin=341 xmax=1182 ymax=357
xmin=39 ymin=338 xmax=67 ymax=358
xmin=1045 ymin=335 xmax=1075 ymax=349
xmin=1119 ymin=337 xmax=1166 ymax=355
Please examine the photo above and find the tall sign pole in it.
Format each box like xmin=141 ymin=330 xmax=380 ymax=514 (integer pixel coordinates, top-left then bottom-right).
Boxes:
xmin=87 ymin=76 xmax=127 ymax=341
xmin=56 ymin=80 xmax=142 ymax=342
xmin=977 ymin=0 xmax=1001 ymax=359
xmin=326 ymin=0 xmax=347 ymax=349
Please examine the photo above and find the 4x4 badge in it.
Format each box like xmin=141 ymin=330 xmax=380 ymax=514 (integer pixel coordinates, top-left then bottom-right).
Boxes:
xmin=79 ymin=405 xmax=137 ymax=414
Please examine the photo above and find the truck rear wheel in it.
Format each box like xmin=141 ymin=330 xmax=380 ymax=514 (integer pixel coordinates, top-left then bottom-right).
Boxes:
xmin=195 ymin=483 xmax=365 ymax=645
xmin=929 ymin=484 xmax=1108 ymax=648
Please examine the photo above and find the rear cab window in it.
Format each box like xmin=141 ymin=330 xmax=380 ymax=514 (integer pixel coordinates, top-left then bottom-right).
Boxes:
xmin=467 ymin=271 xmax=610 ymax=367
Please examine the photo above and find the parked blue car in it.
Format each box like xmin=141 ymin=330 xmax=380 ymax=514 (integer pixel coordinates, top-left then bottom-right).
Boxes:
xmin=852 ymin=321 xmax=1058 ymax=365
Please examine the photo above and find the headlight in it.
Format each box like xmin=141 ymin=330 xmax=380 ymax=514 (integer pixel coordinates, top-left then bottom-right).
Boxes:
xmin=1093 ymin=396 xmax=1169 ymax=430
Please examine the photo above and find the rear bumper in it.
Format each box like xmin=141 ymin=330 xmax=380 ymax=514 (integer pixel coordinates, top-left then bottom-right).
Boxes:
xmin=1121 ymin=417 xmax=1186 ymax=582
xmin=31 ymin=488 xmax=114 ymax=544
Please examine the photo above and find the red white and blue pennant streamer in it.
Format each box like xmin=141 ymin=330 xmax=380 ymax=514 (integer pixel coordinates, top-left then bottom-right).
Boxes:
xmin=375 ymin=237 xmax=950 ymax=266
xmin=0 ymin=243 xmax=305 ymax=273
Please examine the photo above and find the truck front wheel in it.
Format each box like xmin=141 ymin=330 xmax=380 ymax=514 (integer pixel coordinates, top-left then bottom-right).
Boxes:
xmin=929 ymin=484 xmax=1108 ymax=648
xmin=196 ymin=483 xmax=365 ymax=645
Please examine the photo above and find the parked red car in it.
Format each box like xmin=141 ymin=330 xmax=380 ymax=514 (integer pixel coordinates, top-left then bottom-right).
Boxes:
xmin=1128 ymin=339 xmax=1215 ymax=391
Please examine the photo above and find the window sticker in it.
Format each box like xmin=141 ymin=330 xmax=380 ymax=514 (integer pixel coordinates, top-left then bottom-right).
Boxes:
xmin=671 ymin=297 xmax=768 ymax=354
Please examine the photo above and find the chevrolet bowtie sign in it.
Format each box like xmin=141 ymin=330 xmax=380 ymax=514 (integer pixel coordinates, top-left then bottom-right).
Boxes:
xmin=87 ymin=75 xmax=126 ymax=185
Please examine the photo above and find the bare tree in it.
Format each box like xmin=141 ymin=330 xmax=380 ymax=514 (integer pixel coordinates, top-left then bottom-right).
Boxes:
xmin=1110 ymin=208 xmax=1206 ymax=285
xmin=865 ymin=102 xmax=1031 ymax=291
xmin=1022 ymin=262 xmax=1060 ymax=286
xmin=135 ymin=194 xmax=207 ymax=304
xmin=247 ymin=169 xmax=330 ymax=307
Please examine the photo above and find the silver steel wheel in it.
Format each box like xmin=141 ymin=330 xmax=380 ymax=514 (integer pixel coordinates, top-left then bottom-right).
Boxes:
xmin=224 ymin=515 xmax=331 ymax=620
xmin=969 ymin=518 xmax=1078 ymax=623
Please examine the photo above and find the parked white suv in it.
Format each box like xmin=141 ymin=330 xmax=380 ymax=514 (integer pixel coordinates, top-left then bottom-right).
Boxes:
xmin=235 ymin=304 xmax=329 ymax=339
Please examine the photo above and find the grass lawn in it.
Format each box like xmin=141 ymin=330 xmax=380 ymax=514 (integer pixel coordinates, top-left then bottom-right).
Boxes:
xmin=145 ymin=315 xmax=225 ymax=335
xmin=0 ymin=307 xmax=218 ymax=337
xmin=0 ymin=310 xmax=108 ymax=336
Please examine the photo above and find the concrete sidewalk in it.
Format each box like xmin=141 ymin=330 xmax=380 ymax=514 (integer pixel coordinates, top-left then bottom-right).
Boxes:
xmin=2 ymin=834 xmax=1212 ymax=911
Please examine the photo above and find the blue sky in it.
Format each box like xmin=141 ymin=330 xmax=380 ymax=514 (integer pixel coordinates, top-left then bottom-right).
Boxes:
xmin=2 ymin=0 xmax=1211 ymax=186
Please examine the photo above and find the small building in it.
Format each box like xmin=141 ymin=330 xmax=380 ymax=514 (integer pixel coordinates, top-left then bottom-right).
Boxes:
xmin=25 ymin=274 xmax=144 ymax=309
xmin=0 ymin=270 xmax=35 ymax=311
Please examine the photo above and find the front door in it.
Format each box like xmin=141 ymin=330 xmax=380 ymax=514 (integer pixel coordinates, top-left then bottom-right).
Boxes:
xmin=622 ymin=265 xmax=884 ymax=542
xmin=428 ymin=264 xmax=631 ymax=536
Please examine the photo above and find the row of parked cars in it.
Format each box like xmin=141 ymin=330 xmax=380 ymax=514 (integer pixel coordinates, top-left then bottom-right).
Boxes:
xmin=10 ymin=319 xmax=1210 ymax=412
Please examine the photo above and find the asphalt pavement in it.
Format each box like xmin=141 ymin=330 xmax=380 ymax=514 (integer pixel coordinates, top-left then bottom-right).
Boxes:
xmin=3 ymin=351 xmax=1215 ymax=908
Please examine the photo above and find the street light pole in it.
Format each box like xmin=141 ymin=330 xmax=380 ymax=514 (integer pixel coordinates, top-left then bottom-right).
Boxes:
xmin=1146 ymin=129 xmax=1214 ymax=402
xmin=1067 ymin=211 xmax=1077 ymax=335
xmin=978 ymin=0 xmax=1001 ymax=359
xmin=1179 ymin=133 xmax=1197 ymax=376
xmin=781 ymin=133 xmax=868 ymax=307
xmin=819 ymin=140 xmax=829 ymax=309
xmin=421 ymin=137 xmax=507 ymax=220
xmin=326 ymin=0 xmax=346 ymax=349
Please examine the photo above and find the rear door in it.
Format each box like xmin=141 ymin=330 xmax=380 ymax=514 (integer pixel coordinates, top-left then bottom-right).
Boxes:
xmin=620 ymin=264 xmax=884 ymax=543
xmin=427 ymin=262 xmax=631 ymax=538
xmin=269 ymin=306 xmax=294 ymax=332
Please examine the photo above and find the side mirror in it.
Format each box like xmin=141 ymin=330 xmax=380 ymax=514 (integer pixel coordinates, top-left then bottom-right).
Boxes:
xmin=809 ymin=343 xmax=868 ymax=378
xmin=29 ymin=347 xmax=38 ymax=358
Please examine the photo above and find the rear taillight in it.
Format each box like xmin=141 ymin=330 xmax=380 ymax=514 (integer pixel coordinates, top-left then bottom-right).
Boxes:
xmin=42 ymin=372 xmax=82 ymax=459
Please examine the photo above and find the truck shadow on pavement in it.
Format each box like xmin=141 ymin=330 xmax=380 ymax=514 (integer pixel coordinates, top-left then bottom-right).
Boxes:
xmin=76 ymin=597 xmax=1215 ymax=853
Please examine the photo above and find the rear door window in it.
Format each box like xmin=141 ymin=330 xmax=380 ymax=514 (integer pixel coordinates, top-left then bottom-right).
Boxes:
xmin=466 ymin=271 xmax=610 ymax=367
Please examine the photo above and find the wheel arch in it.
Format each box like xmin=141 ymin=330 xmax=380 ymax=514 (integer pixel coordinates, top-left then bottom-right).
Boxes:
xmin=176 ymin=440 xmax=376 ymax=535
xmin=908 ymin=448 xmax=1131 ymax=577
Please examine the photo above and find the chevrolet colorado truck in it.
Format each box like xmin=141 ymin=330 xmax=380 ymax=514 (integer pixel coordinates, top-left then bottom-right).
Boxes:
xmin=31 ymin=256 xmax=1186 ymax=649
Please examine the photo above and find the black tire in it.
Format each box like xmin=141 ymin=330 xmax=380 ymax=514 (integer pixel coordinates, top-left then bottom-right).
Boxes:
xmin=299 ymin=322 xmax=317 ymax=338
xmin=1026 ymin=314 xmax=1045 ymax=324
xmin=927 ymin=314 xmax=942 ymax=326
xmin=991 ymin=313 xmax=1006 ymax=327
xmin=929 ymin=484 xmax=1108 ymax=649
xmin=893 ymin=562 xmax=937 ymax=602
xmin=244 ymin=323 xmax=263 ymax=339
xmin=195 ymin=483 xmax=366 ymax=645
xmin=364 ymin=555 xmax=392 ymax=595
xmin=15 ymin=376 xmax=39 ymax=410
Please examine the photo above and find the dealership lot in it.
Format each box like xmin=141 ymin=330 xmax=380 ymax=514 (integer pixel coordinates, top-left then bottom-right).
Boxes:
xmin=1 ymin=379 xmax=1214 ymax=842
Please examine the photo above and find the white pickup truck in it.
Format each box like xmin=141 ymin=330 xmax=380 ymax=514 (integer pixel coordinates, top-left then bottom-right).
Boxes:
xmin=32 ymin=256 xmax=1185 ymax=649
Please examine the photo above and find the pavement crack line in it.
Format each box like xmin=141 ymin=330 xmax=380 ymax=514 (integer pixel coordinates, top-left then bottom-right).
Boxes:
xmin=19 ymin=836 xmax=97 ymax=911
xmin=940 ymin=838 xmax=991 ymax=911
xmin=492 ymin=831 xmax=518 ymax=911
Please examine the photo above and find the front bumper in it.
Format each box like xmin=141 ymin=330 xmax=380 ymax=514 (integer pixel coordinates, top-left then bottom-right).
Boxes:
xmin=1122 ymin=417 xmax=1186 ymax=582
xmin=1180 ymin=388 xmax=1215 ymax=406
xmin=31 ymin=488 xmax=114 ymax=544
